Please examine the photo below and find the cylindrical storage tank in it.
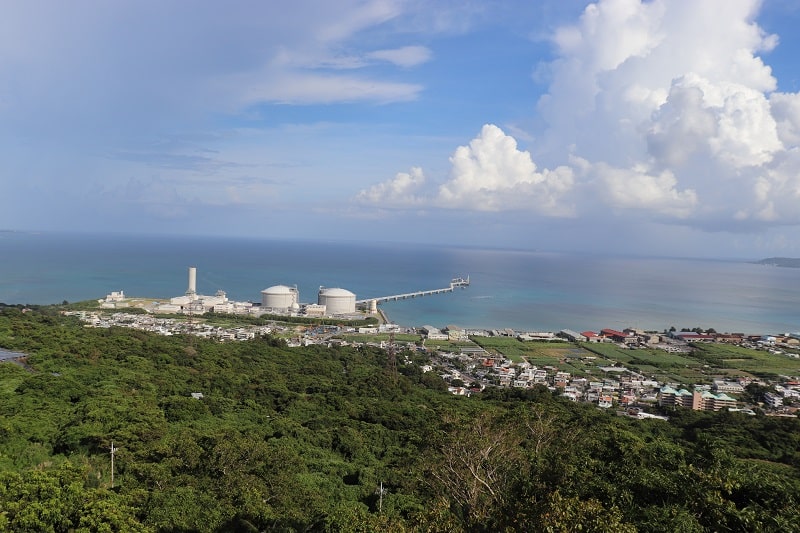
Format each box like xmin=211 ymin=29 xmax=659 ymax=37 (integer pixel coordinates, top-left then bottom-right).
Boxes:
xmin=261 ymin=285 xmax=298 ymax=310
xmin=318 ymin=287 xmax=356 ymax=315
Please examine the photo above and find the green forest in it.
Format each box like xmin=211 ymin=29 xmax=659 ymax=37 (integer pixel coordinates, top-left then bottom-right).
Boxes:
xmin=1 ymin=305 xmax=799 ymax=532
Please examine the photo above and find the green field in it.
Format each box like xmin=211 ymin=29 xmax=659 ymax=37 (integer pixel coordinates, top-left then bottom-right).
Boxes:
xmin=469 ymin=336 xmax=589 ymax=364
xmin=340 ymin=333 xmax=420 ymax=344
xmin=691 ymin=343 xmax=800 ymax=378
xmin=625 ymin=350 xmax=698 ymax=368
xmin=470 ymin=337 xmax=608 ymax=369
xmin=465 ymin=336 xmax=800 ymax=385
xmin=580 ymin=343 xmax=637 ymax=363
xmin=422 ymin=339 xmax=476 ymax=350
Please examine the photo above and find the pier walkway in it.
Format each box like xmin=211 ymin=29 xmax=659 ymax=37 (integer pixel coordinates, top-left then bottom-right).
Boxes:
xmin=357 ymin=277 xmax=469 ymax=305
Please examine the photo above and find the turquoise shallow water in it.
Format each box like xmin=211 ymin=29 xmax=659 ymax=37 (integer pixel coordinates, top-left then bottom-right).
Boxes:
xmin=1 ymin=232 xmax=798 ymax=335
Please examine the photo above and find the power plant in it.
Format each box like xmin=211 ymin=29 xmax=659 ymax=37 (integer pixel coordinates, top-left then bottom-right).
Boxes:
xmin=124 ymin=266 xmax=469 ymax=319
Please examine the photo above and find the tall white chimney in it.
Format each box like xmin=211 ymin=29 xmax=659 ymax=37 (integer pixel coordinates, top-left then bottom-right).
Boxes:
xmin=187 ymin=266 xmax=197 ymax=298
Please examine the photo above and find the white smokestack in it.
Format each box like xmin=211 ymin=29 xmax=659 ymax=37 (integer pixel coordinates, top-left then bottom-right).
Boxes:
xmin=187 ymin=266 xmax=197 ymax=298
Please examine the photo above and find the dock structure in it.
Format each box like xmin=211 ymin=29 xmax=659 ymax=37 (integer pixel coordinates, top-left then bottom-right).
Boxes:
xmin=357 ymin=277 xmax=469 ymax=307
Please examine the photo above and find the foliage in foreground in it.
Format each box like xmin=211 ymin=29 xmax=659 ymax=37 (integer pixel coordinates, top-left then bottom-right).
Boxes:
xmin=0 ymin=305 xmax=799 ymax=531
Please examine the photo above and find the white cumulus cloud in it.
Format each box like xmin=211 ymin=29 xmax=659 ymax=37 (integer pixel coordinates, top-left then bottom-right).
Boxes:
xmin=356 ymin=167 xmax=427 ymax=206
xmin=437 ymin=124 xmax=574 ymax=214
xmin=592 ymin=162 xmax=697 ymax=218
xmin=770 ymin=92 xmax=800 ymax=148
xmin=355 ymin=124 xmax=575 ymax=215
xmin=357 ymin=0 xmax=800 ymax=232
xmin=535 ymin=0 xmax=798 ymax=228
xmin=527 ymin=0 xmax=800 ymax=230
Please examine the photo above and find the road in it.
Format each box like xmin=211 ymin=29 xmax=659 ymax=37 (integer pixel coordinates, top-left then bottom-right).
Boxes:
xmin=0 ymin=348 xmax=27 ymax=361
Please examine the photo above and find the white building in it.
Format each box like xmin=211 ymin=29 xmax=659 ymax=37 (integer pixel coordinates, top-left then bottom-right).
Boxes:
xmin=261 ymin=285 xmax=299 ymax=312
xmin=318 ymin=287 xmax=356 ymax=315
xmin=421 ymin=325 xmax=448 ymax=340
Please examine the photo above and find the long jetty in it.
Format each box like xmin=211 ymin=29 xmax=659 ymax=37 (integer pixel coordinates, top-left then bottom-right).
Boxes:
xmin=357 ymin=276 xmax=469 ymax=305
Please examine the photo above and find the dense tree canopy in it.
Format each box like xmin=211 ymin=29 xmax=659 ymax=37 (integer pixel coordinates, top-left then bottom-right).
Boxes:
xmin=0 ymin=305 xmax=799 ymax=531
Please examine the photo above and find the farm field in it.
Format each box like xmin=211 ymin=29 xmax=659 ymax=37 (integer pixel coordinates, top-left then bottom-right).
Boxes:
xmin=579 ymin=342 xmax=636 ymax=363
xmin=624 ymin=350 xmax=698 ymax=367
xmin=335 ymin=325 xmax=800 ymax=384
xmin=470 ymin=336 xmax=596 ymax=364
xmin=465 ymin=335 xmax=800 ymax=385
xmin=691 ymin=343 xmax=800 ymax=378
xmin=340 ymin=333 xmax=420 ymax=344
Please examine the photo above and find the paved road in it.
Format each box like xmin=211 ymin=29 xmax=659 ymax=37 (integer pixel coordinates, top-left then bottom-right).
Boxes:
xmin=0 ymin=348 xmax=27 ymax=361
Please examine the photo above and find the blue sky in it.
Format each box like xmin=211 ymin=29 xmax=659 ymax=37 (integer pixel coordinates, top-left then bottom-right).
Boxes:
xmin=2 ymin=0 xmax=800 ymax=258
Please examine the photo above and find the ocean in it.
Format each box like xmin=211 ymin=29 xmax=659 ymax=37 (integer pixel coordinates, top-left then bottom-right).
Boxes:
xmin=1 ymin=231 xmax=798 ymax=335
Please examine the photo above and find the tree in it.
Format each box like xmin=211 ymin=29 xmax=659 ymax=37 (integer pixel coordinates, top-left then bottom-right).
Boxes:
xmin=535 ymin=491 xmax=636 ymax=533
xmin=741 ymin=382 xmax=772 ymax=405
xmin=0 ymin=462 xmax=148 ymax=532
xmin=426 ymin=410 xmax=525 ymax=530
xmin=522 ymin=404 xmax=559 ymax=458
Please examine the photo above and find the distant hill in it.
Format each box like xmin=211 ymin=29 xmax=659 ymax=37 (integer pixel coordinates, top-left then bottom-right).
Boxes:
xmin=754 ymin=257 xmax=800 ymax=268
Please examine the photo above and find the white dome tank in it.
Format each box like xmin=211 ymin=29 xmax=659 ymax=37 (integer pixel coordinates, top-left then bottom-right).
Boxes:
xmin=317 ymin=287 xmax=356 ymax=315
xmin=261 ymin=285 xmax=299 ymax=310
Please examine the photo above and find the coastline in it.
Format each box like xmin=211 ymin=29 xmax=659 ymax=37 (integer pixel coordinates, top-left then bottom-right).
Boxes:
xmin=2 ymin=233 xmax=799 ymax=335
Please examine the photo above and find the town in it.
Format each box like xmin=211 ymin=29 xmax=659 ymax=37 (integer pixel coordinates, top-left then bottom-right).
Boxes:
xmin=66 ymin=307 xmax=800 ymax=420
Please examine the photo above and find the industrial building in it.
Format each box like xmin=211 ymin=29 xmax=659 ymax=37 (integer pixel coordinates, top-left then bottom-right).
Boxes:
xmin=129 ymin=266 xmax=464 ymax=320
xmin=318 ymin=287 xmax=357 ymax=315
xmin=154 ymin=267 xmax=243 ymax=314
xmin=260 ymin=285 xmax=300 ymax=313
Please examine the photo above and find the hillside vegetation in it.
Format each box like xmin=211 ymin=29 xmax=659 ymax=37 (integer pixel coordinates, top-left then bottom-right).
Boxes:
xmin=754 ymin=257 xmax=800 ymax=268
xmin=0 ymin=305 xmax=799 ymax=532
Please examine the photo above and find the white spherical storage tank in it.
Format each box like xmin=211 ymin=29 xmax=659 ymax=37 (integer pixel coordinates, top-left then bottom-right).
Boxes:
xmin=261 ymin=285 xmax=298 ymax=310
xmin=317 ymin=287 xmax=356 ymax=315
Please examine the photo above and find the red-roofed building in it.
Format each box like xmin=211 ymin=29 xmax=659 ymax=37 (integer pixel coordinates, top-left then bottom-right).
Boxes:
xmin=600 ymin=328 xmax=637 ymax=344
xmin=582 ymin=331 xmax=600 ymax=342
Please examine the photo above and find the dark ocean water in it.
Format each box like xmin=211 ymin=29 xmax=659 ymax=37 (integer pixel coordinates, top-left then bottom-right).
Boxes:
xmin=1 ymin=231 xmax=798 ymax=335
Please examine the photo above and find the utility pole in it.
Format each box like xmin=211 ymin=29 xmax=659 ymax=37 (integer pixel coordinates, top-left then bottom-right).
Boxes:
xmin=386 ymin=332 xmax=398 ymax=384
xmin=110 ymin=441 xmax=117 ymax=488
xmin=376 ymin=481 xmax=386 ymax=513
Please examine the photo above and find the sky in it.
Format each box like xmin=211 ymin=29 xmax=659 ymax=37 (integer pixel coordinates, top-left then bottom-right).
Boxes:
xmin=2 ymin=0 xmax=800 ymax=258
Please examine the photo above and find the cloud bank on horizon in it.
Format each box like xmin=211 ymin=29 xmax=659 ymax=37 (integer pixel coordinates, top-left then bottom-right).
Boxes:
xmin=1 ymin=0 xmax=800 ymax=256
xmin=357 ymin=0 xmax=800 ymax=234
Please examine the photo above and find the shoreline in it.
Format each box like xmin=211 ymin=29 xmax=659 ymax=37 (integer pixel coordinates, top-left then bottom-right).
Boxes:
xmin=377 ymin=307 xmax=390 ymax=325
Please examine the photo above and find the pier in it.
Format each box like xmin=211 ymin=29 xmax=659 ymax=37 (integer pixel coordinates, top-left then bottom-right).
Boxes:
xmin=357 ymin=277 xmax=469 ymax=307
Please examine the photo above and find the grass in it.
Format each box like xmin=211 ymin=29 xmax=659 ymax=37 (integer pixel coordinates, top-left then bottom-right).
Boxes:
xmin=580 ymin=343 xmax=636 ymax=363
xmin=673 ymin=367 xmax=708 ymax=382
xmin=419 ymin=339 xmax=479 ymax=355
xmin=471 ymin=337 xmax=582 ymax=359
xmin=692 ymin=344 xmax=800 ymax=378
xmin=341 ymin=333 xmax=420 ymax=344
xmin=469 ymin=337 xmax=609 ymax=367
xmin=469 ymin=336 xmax=531 ymax=359
xmin=626 ymin=350 xmax=699 ymax=368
